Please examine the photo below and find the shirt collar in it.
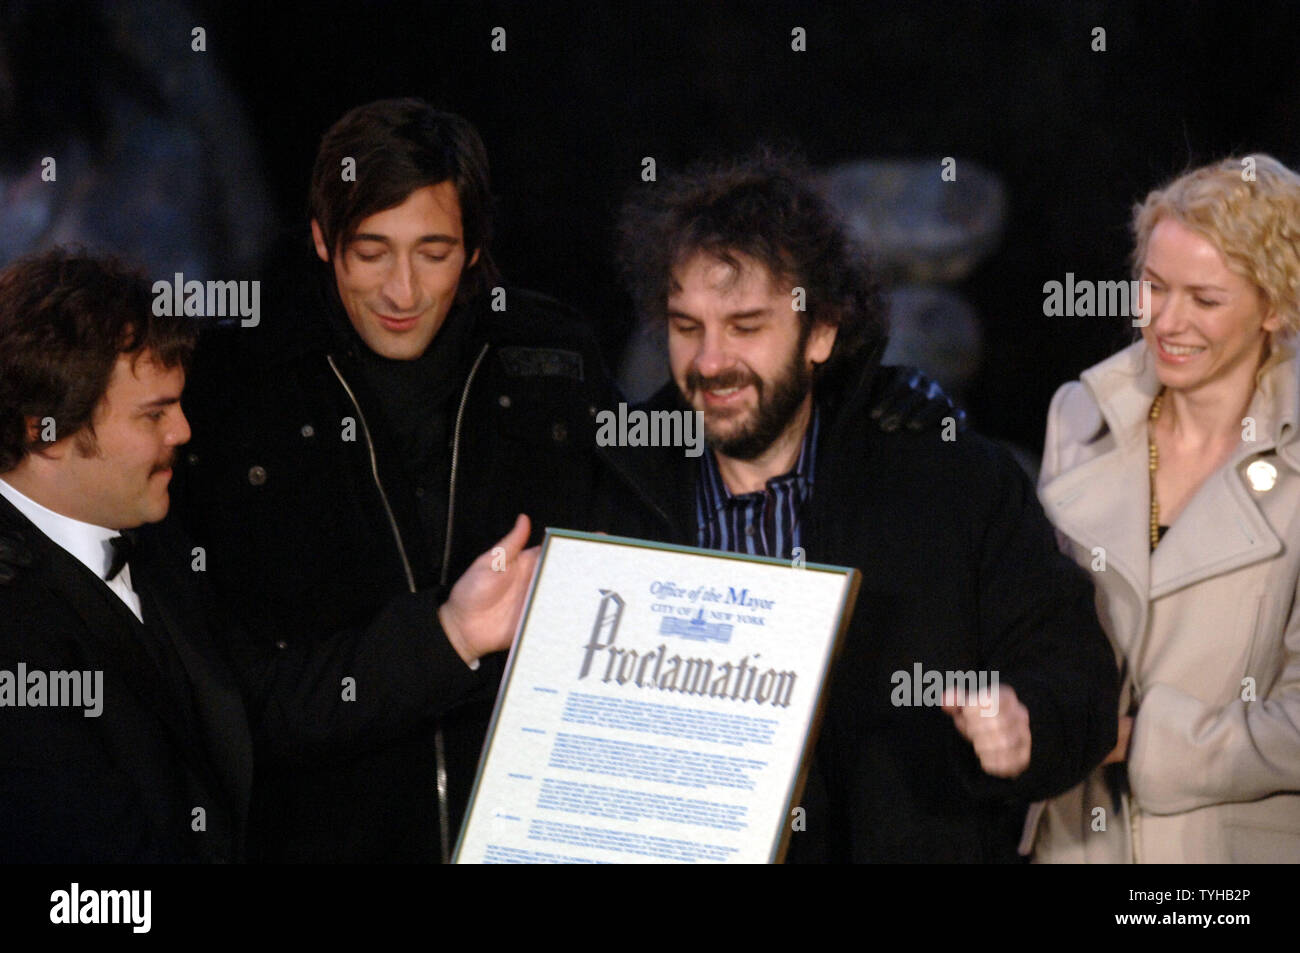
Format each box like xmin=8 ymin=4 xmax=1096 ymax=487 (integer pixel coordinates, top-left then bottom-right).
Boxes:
xmin=0 ymin=477 xmax=120 ymax=580
xmin=699 ymin=404 xmax=821 ymax=511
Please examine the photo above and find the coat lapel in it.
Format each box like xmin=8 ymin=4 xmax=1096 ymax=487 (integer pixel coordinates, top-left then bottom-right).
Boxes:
xmin=1148 ymin=340 xmax=1299 ymax=598
xmin=1041 ymin=337 xmax=1300 ymax=626
xmin=1148 ymin=455 xmax=1281 ymax=598
xmin=601 ymin=383 xmax=698 ymax=545
xmin=1039 ymin=345 xmax=1155 ymax=624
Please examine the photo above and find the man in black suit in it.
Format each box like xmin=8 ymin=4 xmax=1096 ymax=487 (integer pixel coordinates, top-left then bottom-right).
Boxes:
xmin=0 ymin=250 xmax=535 ymax=861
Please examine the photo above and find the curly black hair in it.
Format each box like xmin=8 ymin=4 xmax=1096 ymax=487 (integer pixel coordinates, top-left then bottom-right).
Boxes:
xmin=616 ymin=149 xmax=888 ymax=392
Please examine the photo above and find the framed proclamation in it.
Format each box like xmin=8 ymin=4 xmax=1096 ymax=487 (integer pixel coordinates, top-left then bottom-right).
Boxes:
xmin=453 ymin=529 xmax=860 ymax=864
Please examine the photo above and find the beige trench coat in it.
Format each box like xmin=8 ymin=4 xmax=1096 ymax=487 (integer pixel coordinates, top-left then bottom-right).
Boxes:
xmin=1026 ymin=338 xmax=1300 ymax=863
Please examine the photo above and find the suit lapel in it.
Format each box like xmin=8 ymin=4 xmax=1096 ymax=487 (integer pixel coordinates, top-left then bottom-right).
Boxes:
xmin=0 ymin=499 xmax=251 ymax=827
xmin=0 ymin=498 xmax=202 ymax=747
xmin=131 ymin=526 xmax=253 ymax=822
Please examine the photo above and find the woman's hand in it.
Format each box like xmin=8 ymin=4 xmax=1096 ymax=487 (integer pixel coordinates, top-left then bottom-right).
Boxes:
xmin=1101 ymin=715 xmax=1134 ymax=765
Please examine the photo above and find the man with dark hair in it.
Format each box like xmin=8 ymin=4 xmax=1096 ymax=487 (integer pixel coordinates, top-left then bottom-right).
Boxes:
xmin=176 ymin=98 xmax=632 ymax=863
xmin=0 ymin=249 xmax=528 ymax=861
xmin=0 ymin=251 xmax=223 ymax=861
xmin=307 ymin=100 xmax=498 ymax=312
xmin=0 ymin=252 xmax=196 ymax=476
xmin=600 ymin=153 xmax=1119 ymax=862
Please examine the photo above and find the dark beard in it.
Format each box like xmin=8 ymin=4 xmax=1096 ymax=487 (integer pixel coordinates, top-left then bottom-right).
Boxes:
xmin=685 ymin=340 xmax=813 ymax=462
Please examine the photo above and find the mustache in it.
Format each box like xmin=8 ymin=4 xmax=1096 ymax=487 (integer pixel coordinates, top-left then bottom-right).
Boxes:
xmin=685 ymin=368 xmax=758 ymax=394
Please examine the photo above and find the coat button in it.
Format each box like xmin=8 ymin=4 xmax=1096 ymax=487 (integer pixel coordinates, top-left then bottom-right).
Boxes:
xmin=248 ymin=465 xmax=268 ymax=486
xmin=498 ymin=394 xmax=512 ymax=408
xmin=187 ymin=452 xmax=199 ymax=466
xmin=300 ymin=424 xmax=315 ymax=438
xmin=275 ymin=639 xmax=288 ymax=650
xmin=552 ymin=422 xmax=568 ymax=443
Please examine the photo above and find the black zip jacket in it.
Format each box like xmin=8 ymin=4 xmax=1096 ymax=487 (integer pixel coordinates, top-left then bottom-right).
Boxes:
xmin=178 ymin=254 xmax=623 ymax=862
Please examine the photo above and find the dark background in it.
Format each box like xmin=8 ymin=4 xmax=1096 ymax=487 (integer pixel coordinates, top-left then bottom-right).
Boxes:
xmin=9 ymin=0 xmax=1300 ymax=452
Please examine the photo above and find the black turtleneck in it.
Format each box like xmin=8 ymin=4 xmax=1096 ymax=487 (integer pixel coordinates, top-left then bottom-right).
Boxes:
xmin=322 ymin=275 xmax=479 ymax=580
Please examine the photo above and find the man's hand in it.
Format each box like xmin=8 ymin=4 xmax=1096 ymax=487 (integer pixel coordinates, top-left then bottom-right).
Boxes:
xmin=1100 ymin=715 xmax=1133 ymax=766
xmin=942 ymin=685 xmax=1031 ymax=779
xmin=0 ymin=530 xmax=34 ymax=585
xmin=438 ymin=514 xmax=540 ymax=667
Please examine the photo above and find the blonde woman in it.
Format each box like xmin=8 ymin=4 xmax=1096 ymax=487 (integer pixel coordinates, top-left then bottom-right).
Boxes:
xmin=1029 ymin=156 xmax=1300 ymax=862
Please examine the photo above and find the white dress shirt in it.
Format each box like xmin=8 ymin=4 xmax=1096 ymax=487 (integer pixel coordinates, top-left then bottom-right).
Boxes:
xmin=0 ymin=477 xmax=144 ymax=622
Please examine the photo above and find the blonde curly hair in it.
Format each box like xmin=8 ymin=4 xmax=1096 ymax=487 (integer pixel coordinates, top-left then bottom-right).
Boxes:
xmin=1131 ymin=155 xmax=1300 ymax=334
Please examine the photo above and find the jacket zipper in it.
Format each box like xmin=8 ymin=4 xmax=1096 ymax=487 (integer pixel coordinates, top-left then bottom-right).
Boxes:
xmin=329 ymin=354 xmax=456 ymax=860
xmin=326 ymin=355 xmax=417 ymax=592
xmin=441 ymin=343 xmax=491 ymax=586
xmin=334 ymin=339 xmax=487 ymax=863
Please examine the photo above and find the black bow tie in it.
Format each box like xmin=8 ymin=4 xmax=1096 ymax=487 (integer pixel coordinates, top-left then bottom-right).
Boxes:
xmin=107 ymin=530 xmax=137 ymax=581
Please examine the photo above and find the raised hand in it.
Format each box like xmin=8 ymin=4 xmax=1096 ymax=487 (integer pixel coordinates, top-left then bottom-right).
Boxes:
xmin=438 ymin=514 xmax=540 ymax=665
xmin=942 ymin=684 xmax=1032 ymax=779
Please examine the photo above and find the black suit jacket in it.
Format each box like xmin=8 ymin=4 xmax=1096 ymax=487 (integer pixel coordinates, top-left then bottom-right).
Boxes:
xmin=0 ymin=495 xmax=251 ymax=862
xmin=0 ymin=488 xmax=490 ymax=863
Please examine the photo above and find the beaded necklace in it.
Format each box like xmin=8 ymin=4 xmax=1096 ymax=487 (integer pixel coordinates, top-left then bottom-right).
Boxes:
xmin=1147 ymin=388 xmax=1166 ymax=550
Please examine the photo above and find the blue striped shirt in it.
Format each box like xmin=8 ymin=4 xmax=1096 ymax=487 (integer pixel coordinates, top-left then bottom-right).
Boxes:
xmin=695 ymin=406 xmax=820 ymax=559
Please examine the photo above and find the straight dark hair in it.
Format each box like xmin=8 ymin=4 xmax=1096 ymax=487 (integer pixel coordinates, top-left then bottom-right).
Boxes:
xmin=309 ymin=98 xmax=499 ymax=303
xmin=0 ymin=249 xmax=196 ymax=472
